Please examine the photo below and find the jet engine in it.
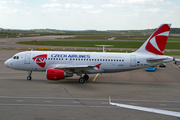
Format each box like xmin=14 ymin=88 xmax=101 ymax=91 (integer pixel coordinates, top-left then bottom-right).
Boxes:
xmin=46 ymin=68 xmax=73 ymax=80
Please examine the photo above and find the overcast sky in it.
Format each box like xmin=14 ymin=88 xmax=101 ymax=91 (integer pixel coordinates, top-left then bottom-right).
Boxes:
xmin=0 ymin=0 xmax=180 ymax=30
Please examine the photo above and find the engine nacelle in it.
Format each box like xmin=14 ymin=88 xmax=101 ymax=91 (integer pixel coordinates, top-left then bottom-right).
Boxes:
xmin=46 ymin=69 xmax=73 ymax=81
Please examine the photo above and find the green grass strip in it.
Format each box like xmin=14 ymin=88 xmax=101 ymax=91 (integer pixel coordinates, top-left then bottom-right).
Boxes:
xmin=17 ymin=41 xmax=180 ymax=50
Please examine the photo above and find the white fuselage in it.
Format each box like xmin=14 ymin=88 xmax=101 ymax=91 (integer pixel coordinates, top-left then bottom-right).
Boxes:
xmin=4 ymin=51 xmax=173 ymax=74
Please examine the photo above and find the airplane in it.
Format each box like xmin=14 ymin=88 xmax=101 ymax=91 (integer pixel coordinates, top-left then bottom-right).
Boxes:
xmin=4 ymin=24 xmax=174 ymax=84
xmin=109 ymin=96 xmax=180 ymax=118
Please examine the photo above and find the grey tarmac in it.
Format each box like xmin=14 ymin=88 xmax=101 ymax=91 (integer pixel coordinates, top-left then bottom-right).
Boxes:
xmin=1 ymin=50 xmax=180 ymax=120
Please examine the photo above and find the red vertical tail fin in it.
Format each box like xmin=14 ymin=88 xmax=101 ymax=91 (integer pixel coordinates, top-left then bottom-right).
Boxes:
xmin=135 ymin=24 xmax=171 ymax=55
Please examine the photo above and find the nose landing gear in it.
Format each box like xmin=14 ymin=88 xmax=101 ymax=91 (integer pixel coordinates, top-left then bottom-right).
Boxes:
xmin=27 ymin=71 xmax=32 ymax=80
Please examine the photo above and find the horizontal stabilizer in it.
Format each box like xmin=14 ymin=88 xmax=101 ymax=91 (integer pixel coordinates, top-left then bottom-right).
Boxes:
xmin=146 ymin=57 xmax=170 ymax=61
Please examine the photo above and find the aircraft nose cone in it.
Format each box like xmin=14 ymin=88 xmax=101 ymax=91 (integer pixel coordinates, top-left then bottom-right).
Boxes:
xmin=4 ymin=59 xmax=10 ymax=68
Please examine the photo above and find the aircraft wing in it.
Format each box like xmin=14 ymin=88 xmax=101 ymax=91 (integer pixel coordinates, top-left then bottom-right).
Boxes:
xmin=109 ymin=97 xmax=180 ymax=118
xmin=47 ymin=63 xmax=101 ymax=70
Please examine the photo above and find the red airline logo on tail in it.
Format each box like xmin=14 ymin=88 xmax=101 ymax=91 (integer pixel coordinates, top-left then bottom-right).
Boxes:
xmin=33 ymin=54 xmax=47 ymax=68
xmin=145 ymin=24 xmax=170 ymax=55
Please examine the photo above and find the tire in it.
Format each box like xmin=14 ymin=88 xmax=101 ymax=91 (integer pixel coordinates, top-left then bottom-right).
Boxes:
xmin=79 ymin=78 xmax=85 ymax=84
xmin=27 ymin=76 xmax=32 ymax=80
xmin=83 ymin=74 xmax=89 ymax=80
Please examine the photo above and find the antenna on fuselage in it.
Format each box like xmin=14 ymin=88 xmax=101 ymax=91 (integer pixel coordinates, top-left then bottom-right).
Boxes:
xmin=95 ymin=45 xmax=114 ymax=52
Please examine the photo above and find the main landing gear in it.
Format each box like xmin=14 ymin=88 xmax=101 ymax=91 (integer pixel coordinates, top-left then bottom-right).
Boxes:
xmin=27 ymin=71 xmax=32 ymax=80
xmin=78 ymin=74 xmax=89 ymax=84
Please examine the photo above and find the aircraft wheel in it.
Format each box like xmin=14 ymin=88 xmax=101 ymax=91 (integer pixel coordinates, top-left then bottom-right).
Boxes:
xmin=79 ymin=77 xmax=85 ymax=84
xmin=27 ymin=76 xmax=32 ymax=80
xmin=83 ymin=74 xmax=89 ymax=80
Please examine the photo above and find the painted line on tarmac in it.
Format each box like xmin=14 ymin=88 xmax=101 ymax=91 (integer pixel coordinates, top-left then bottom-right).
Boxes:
xmin=1 ymin=103 xmax=180 ymax=111
xmin=1 ymin=96 xmax=180 ymax=103
xmin=93 ymin=73 xmax=99 ymax=81
xmin=101 ymin=102 xmax=108 ymax=104
xmin=16 ymin=100 xmax=24 ymax=102
xmin=172 ymin=63 xmax=180 ymax=69
xmin=44 ymin=101 xmax=52 ymax=103
xmin=0 ymin=103 xmax=109 ymax=108
xmin=2 ymin=96 xmax=180 ymax=104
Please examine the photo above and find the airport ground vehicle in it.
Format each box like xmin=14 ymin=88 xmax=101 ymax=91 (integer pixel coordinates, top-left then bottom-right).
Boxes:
xmin=145 ymin=66 xmax=157 ymax=71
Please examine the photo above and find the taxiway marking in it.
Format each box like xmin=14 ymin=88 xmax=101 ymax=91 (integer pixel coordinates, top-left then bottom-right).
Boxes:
xmin=159 ymin=104 xmax=167 ymax=106
xmin=44 ymin=101 xmax=52 ymax=103
xmin=93 ymin=73 xmax=99 ymax=81
xmin=172 ymin=63 xmax=180 ymax=69
xmin=16 ymin=100 xmax=24 ymax=102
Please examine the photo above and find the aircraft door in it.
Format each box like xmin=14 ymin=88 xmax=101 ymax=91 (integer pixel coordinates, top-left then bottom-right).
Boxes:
xmin=24 ymin=53 xmax=31 ymax=64
xmin=130 ymin=55 xmax=136 ymax=67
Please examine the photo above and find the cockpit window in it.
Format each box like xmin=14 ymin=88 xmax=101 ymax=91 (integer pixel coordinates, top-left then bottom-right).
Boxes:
xmin=13 ymin=56 xmax=16 ymax=59
xmin=13 ymin=56 xmax=19 ymax=59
